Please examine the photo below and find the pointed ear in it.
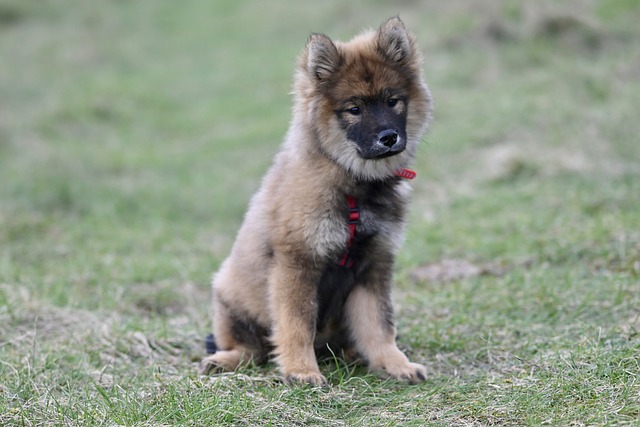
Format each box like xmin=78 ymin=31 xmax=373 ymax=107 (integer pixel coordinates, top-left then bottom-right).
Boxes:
xmin=305 ymin=33 xmax=342 ymax=81
xmin=377 ymin=16 xmax=413 ymax=63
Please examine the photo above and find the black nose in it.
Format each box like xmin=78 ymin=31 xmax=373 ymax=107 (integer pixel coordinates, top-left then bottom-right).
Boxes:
xmin=378 ymin=129 xmax=398 ymax=148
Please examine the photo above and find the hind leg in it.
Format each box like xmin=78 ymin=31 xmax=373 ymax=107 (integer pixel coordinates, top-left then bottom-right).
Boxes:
xmin=198 ymin=293 xmax=266 ymax=375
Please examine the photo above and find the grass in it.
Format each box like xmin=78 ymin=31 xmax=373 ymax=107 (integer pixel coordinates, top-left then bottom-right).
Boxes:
xmin=1 ymin=0 xmax=639 ymax=425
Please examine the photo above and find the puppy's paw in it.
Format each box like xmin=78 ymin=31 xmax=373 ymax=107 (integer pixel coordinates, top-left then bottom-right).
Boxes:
xmin=282 ymin=370 xmax=328 ymax=386
xmin=198 ymin=355 xmax=228 ymax=375
xmin=199 ymin=357 xmax=222 ymax=375
xmin=198 ymin=350 xmax=245 ymax=375
xmin=383 ymin=361 xmax=427 ymax=384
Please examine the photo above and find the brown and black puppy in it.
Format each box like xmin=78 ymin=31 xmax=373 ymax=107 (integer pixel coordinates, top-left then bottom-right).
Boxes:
xmin=199 ymin=17 xmax=433 ymax=385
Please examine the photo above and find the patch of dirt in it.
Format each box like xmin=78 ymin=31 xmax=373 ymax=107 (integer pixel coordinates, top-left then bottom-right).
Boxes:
xmin=478 ymin=141 xmax=596 ymax=184
xmin=488 ymin=11 xmax=604 ymax=49
xmin=438 ymin=2 xmax=608 ymax=53
xmin=0 ymin=285 xmax=205 ymax=376
xmin=409 ymin=259 xmax=508 ymax=284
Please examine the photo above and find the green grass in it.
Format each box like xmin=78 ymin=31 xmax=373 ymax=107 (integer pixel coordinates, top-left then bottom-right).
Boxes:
xmin=1 ymin=0 xmax=639 ymax=425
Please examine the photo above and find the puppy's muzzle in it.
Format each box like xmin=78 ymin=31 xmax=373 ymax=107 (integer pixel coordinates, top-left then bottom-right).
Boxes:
xmin=374 ymin=129 xmax=405 ymax=158
xmin=378 ymin=129 xmax=399 ymax=148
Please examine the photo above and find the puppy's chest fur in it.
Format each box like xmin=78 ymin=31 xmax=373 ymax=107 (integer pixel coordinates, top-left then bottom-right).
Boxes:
xmin=313 ymin=181 xmax=407 ymax=333
xmin=305 ymin=180 xmax=406 ymax=255
xmin=350 ymin=194 xmax=403 ymax=244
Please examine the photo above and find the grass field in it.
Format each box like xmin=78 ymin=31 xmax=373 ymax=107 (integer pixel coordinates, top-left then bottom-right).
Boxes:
xmin=1 ymin=0 xmax=639 ymax=425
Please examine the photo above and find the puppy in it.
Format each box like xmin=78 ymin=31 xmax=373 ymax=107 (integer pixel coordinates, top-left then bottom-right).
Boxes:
xmin=200 ymin=16 xmax=433 ymax=385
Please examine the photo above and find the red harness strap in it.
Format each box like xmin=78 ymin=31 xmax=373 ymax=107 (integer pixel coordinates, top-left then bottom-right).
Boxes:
xmin=337 ymin=195 xmax=359 ymax=268
xmin=336 ymin=168 xmax=415 ymax=269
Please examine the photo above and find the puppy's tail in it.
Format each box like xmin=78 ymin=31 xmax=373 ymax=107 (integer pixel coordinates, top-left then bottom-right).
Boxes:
xmin=205 ymin=333 xmax=217 ymax=354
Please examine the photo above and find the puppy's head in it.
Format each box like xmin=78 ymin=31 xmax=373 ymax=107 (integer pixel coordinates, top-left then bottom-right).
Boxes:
xmin=295 ymin=17 xmax=433 ymax=181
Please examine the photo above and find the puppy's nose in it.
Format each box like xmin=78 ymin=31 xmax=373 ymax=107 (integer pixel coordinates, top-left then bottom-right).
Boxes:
xmin=378 ymin=129 xmax=398 ymax=148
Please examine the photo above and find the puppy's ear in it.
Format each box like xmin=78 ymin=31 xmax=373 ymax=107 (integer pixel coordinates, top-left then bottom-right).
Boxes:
xmin=377 ymin=16 xmax=413 ymax=63
xmin=306 ymin=33 xmax=342 ymax=81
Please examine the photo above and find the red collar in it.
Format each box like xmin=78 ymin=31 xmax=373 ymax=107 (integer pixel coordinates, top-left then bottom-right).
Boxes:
xmin=394 ymin=168 xmax=416 ymax=180
xmin=337 ymin=168 xmax=416 ymax=268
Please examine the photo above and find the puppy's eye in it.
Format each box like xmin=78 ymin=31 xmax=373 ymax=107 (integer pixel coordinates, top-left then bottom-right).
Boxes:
xmin=387 ymin=98 xmax=399 ymax=108
xmin=348 ymin=106 xmax=361 ymax=116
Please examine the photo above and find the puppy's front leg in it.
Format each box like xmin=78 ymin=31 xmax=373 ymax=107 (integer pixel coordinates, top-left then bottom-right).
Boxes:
xmin=269 ymin=260 xmax=326 ymax=385
xmin=346 ymin=285 xmax=426 ymax=384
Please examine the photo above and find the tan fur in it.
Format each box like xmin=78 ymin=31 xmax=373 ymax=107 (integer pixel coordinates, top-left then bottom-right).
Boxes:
xmin=199 ymin=17 xmax=433 ymax=385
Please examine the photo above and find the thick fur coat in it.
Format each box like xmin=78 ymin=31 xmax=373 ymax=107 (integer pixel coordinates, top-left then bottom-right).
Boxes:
xmin=200 ymin=17 xmax=433 ymax=385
